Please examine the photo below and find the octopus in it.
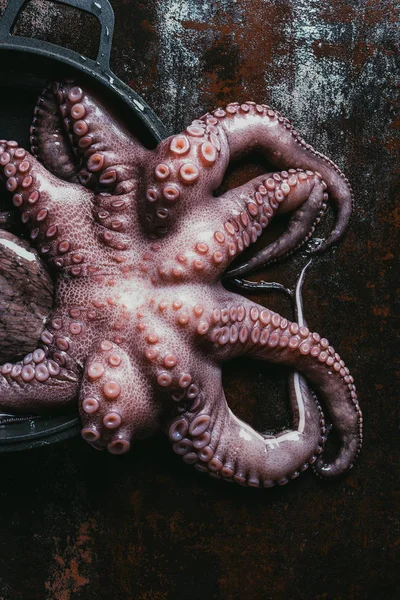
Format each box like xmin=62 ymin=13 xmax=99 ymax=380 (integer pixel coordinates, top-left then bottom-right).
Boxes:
xmin=0 ymin=82 xmax=362 ymax=488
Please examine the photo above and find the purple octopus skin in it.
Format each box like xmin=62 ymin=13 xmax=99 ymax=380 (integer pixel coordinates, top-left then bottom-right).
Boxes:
xmin=0 ymin=83 xmax=362 ymax=487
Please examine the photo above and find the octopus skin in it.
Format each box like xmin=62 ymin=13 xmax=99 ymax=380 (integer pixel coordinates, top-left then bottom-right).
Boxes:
xmin=0 ymin=83 xmax=362 ymax=487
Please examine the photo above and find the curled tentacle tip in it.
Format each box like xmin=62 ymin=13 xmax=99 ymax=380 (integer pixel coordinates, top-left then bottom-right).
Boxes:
xmin=313 ymin=459 xmax=345 ymax=479
xmin=313 ymin=435 xmax=359 ymax=479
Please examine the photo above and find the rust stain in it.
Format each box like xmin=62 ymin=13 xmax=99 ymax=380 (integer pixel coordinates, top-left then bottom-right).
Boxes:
xmin=380 ymin=206 xmax=400 ymax=228
xmin=205 ymin=71 xmax=238 ymax=98
xmin=140 ymin=19 xmax=155 ymax=34
xmin=181 ymin=19 xmax=211 ymax=32
xmin=44 ymin=520 xmax=96 ymax=600
xmin=372 ymin=306 xmax=390 ymax=318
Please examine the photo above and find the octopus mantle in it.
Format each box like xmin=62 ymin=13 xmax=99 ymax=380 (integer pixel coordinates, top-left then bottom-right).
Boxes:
xmin=0 ymin=83 xmax=362 ymax=488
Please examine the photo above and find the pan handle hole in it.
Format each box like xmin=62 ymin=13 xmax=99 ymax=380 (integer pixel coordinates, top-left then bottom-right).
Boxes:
xmin=12 ymin=0 xmax=101 ymax=61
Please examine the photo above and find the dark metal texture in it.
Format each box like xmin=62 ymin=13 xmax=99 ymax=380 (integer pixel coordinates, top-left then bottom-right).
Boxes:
xmin=0 ymin=0 xmax=398 ymax=598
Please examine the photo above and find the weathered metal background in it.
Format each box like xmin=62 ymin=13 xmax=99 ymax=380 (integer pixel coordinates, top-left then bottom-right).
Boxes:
xmin=0 ymin=0 xmax=398 ymax=598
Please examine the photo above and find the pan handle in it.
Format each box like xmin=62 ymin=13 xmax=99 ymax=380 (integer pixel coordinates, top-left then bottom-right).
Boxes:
xmin=0 ymin=0 xmax=115 ymax=71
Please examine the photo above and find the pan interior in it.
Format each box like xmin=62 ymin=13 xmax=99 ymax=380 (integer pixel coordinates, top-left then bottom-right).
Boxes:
xmin=0 ymin=48 xmax=163 ymax=149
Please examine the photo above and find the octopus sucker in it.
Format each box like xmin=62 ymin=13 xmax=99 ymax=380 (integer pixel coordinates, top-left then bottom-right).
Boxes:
xmin=30 ymin=82 xmax=79 ymax=183
xmin=0 ymin=81 xmax=361 ymax=488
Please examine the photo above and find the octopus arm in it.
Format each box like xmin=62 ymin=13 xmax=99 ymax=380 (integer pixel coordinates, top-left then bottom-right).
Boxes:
xmin=233 ymin=182 xmax=325 ymax=274
xmin=0 ymin=140 xmax=102 ymax=270
xmin=200 ymin=294 xmax=361 ymax=479
xmin=168 ymin=367 xmax=323 ymax=487
xmin=79 ymin=342 xmax=160 ymax=455
xmin=209 ymin=169 xmax=327 ymax=277
xmin=206 ymin=102 xmax=353 ymax=255
xmin=30 ymin=83 xmax=79 ymax=183
xmin=0 ymin=348 xmax=79 ymax=413
xmin=31 ymin=82 xmax=149 ymax=195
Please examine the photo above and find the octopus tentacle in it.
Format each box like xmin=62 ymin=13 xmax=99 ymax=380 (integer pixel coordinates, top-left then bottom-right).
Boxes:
xmin=30 ymin=82 xmax=79 ymax=183
xmin=0 ymin=344 xmax=79 ymax=413
xmin=0 ymin=140 xmax=102 ymax=274
xmin=226 ymin=170 xmax=327 ymax=277
xmin=292 ymin=265 xmax=362 ymax=478
xmin=196 ymin=296 xmax=361 ymax=478
xmin=200 ymin=102 xmax=353 ymax=254
xmin=80 ymin=341 xmax=159 ymax=453
xmin=168 ymin=367 xmax=323 ymax=487
xmin=50 ymin=81 xmax=148 ymax=194
xmin=0 ymin=138 xmax=79 ymax=224
xmin=142 ymin=118 xmax=229 ymax=236
xmin=156 ymin=168 xmax=326 ymax=281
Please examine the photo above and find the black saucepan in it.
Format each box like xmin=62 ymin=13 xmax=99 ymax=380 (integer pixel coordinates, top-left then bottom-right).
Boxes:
xmin=0 ymin=0 xmax=168 ymax=450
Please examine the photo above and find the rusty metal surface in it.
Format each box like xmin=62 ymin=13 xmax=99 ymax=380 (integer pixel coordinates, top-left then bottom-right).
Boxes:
xmin=0 ymin=0 xmax=398 ymax=598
